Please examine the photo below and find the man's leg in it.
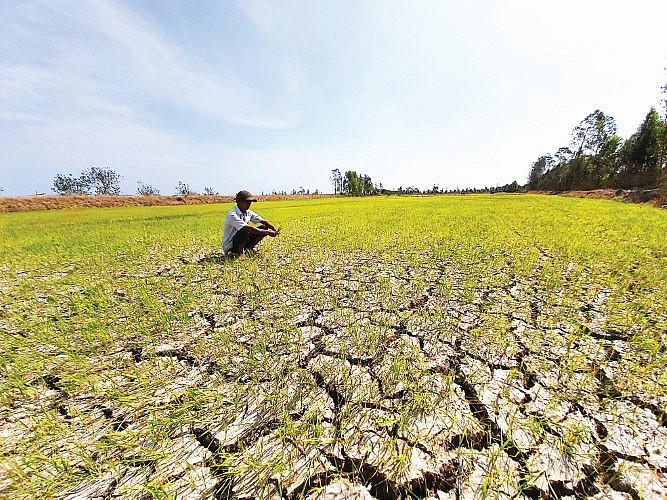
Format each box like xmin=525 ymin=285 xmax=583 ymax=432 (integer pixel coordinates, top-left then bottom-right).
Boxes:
xmin=230 ymin=227 xmax=251 ymax=254
xmin=246 ymin=224 xmax=268 ymax=251
xmin=231 ymin=225 xmax=268 ymax=254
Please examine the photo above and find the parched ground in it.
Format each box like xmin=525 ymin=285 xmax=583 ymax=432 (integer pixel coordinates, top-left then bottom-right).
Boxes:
xmin=2 ymin=244 xmax=664 ymax=499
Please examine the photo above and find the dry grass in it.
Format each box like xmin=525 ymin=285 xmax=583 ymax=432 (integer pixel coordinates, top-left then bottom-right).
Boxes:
xmin=3 ymin=188 xmax=665 ymax=214
xmin=0 ymin=194 xmax=333 ymax=213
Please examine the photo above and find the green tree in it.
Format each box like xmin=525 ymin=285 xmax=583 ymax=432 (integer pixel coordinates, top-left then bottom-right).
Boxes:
xmin=175 ymin=181 xmax=194 ymax=196
xmin=617 ymin=108 xmax=665 ymax=188
xmin=565 ymin=156 xmax=591 ymax=190
xmin=531 ymin=148 xmax=574 ymax=191
xmin=360 ymin=174 xmax=374 ymax=195
xmin=571 ymin=110 xmax=618 ymax=157
xmin=659 ymin=84 xmax=667 ymax=176
xmin=53 ymin=173 xmax=86 ymax=195
xmin=527 ymin=155 xmax=553 ymax=189
xmin=554 ymin=147 xmax=573 ymax=165
xmin=567 ymin=110 xmax=621 ymax=189
xmin=343 ymin=170 xmax=359 ymax=195
xmin=340 ymin=170 xmax=378 ymax=196
xmin=82 ymin=166 xmax=122 ymax=195
xmin=137 ymin=181 xmax=160 ymax=195
xmin=660 ymin=84 xmax=667 ymax=197
xmin=53 ymin=167 xmax=122 ymax=195
xmin=330 ymin=169 xmax=342 ymax=195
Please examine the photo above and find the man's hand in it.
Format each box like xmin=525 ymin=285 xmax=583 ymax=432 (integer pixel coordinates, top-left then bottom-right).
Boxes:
xmin=261 ymin=220 xmax=279 ymax=236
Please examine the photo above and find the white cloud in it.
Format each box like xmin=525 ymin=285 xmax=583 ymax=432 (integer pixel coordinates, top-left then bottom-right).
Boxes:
xmin=1 ymin=0 xmax=666 ymax=196
xmin=1 ymin=0 xmax=300 ymax=131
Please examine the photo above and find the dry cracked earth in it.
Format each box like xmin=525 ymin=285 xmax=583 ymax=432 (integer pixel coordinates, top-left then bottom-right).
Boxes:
xmin=2 ymin=248 xmax=666 ymax=499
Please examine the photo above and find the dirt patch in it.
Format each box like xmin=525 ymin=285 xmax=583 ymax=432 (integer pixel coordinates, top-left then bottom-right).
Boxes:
xmin=543 ymin=188 xmax=666 ymax=206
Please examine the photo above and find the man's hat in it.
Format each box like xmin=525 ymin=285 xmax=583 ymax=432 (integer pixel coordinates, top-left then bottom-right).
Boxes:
xmin=235 ymin=190 xmax=257 ymax=202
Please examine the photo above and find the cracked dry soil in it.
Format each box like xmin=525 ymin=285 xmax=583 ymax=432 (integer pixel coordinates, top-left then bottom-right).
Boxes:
xmin=3 ymin=248 xmax=667 ymax=499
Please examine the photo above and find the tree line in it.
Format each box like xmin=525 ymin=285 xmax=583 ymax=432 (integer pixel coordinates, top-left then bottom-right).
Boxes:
xmin=528 ymin=85 xmax=667 ymax=191
xmin=49 ymin=167 xmax=322 ymax=197
xmin=329 ymin=169 xmax=523 ymax=196
xmin=51 ymin=168 xmax=222 ymax=196
xmin=329 ymin=169 xmax=380 ymax=196
xmin=49 ymin=166 xmax=519 ymax=199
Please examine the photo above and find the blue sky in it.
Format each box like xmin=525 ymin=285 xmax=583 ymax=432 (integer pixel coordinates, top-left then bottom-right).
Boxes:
xmin=1 ymin=0 xmax=666 ymax=196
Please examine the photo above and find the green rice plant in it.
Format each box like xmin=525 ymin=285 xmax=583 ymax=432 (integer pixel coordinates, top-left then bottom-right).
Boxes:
xmin=1 ymin=194 xmax=666 ymax=497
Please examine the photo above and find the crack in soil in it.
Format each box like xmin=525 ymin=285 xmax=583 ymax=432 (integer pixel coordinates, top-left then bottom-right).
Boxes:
xmin=12 ymin=249 xmax=666 ymax=498
xmin=154 ymin=344 xmax=199 ymax=366
xmin=318 ymin=449 xmax=458 ymax=500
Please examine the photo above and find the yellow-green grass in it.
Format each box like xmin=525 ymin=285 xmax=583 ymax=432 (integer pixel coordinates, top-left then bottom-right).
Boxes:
xmin=1 ymin=194 xmax=665 ymax=498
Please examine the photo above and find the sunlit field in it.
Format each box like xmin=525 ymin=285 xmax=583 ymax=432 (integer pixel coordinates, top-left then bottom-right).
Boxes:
xmin=1 ymin=194 xmax=666 ymax=498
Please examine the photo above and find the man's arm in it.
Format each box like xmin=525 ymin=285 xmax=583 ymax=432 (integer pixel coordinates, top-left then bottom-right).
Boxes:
xmin=245 ymin=223 xmax=279 ymax=237
xmin=248 ymin=211 xmax=278 ymax=235
xmin=261 ymin=219 xmax=277 ymax=231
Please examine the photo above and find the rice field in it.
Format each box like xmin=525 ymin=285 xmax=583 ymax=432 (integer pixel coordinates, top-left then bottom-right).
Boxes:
xmin=1 ymin=194 xmax=666 ymax=498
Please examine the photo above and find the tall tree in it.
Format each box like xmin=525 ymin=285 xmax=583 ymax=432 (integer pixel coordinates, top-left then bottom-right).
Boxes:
xmin=660 ymin=83 xmax=667 ymax=175
xmin=81 ymin=166 xmax=122 ymax=195
xmin=571 ymin=110 xmax=618 ymax=157
xmin=660 ymin=84 xmax=667 ymax=196
xmin=330 ymin=169 xmax=342 ymax=195
xmin=343 ymin=170 xmax=360 ymax=195
xmin=617 ymin=108 xmax=665 ymax=188
xmin=361 ymin=174 xmax=374 ymax=195
xmin=568 ymin=110 xmax=621 ymax=188
xmin=527 ymin=155 xmax=553 ymax=189
xmin=554 ymin=147 xmax=573 ymax=165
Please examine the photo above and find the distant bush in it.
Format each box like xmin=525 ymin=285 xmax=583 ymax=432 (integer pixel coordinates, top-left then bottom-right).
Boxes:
xmin=137 ymin=181 xmax=160 ymax=196
xmin=52 ymin=173 xmax=89 ymax=195
xmin=175 ymin=181 xmax=196 ymax=196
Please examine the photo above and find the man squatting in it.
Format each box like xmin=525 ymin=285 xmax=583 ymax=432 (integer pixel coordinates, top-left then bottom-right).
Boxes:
xmin=222 ymin=190 xmax=279 ymax=256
